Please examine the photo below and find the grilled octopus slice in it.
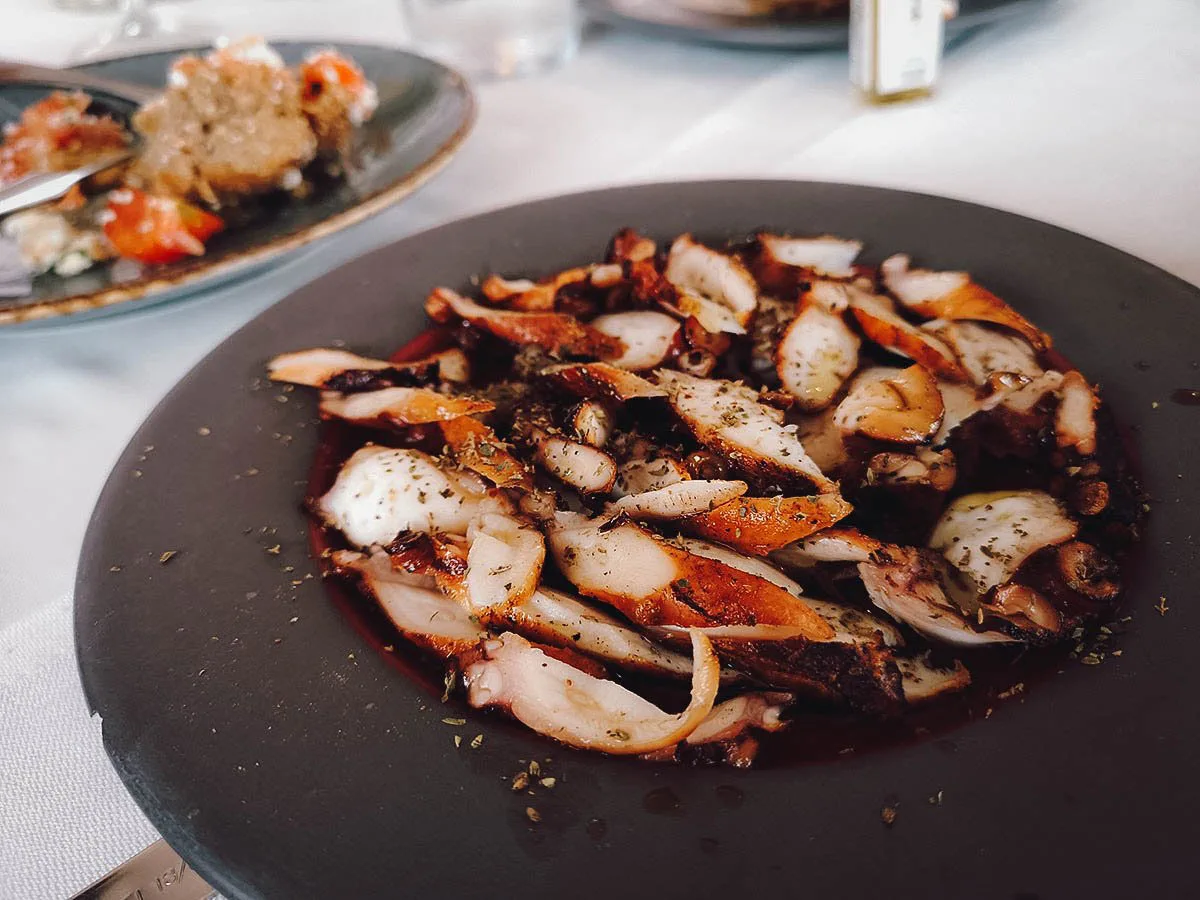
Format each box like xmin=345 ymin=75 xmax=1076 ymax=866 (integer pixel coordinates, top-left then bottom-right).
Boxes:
xmin=461 ymin=629 xmax=719 ymax=755
xmin=275 ymin=224 xmax=1139 ymax=765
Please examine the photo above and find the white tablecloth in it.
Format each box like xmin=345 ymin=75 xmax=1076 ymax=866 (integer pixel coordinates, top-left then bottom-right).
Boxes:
xmin=1 ymin=0 xmax=1197 ymax=895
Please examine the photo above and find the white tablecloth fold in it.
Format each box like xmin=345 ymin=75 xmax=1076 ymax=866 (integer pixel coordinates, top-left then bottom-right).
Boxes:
xmin=0 ymin=596 xmax=158 ymax=898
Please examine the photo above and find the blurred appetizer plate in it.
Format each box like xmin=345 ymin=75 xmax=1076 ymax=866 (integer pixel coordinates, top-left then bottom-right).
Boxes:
xmin=0 ymin=42 xmax=474 ymax=328
xmin=77 ymin=181 xmax=1195 ymax=900
xmin=581 ymin=0 xmax=1048 ymax=49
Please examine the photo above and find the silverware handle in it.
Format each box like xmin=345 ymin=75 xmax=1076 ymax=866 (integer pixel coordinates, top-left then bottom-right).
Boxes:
xmin=0 ymin=61 xmax=157 ymax=105
xmin=0 ymin=149 xmax=134 ymax=217
xmin=0 ymin=170 xmax=89 ymax=217
xmin=69 ymin=839 xmax=217 ymax=900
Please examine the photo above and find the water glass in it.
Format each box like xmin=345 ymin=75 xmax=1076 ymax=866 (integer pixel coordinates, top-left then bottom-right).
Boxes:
xmin=399 ymin=0 xmax=581 ymax=79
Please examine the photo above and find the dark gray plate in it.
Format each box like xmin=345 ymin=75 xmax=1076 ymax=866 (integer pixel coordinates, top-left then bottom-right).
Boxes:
xmin=0 ymin=42 xmax=474 ymax=327
xmin=582 ymin=0 xmax=1047 ymax=49
xmin=76 ymin=181 xmax=1198 ymax=900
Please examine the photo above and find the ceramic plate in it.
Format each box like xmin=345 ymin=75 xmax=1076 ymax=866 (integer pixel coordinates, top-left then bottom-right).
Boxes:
xmin=77 ymin=181 xmax=1196 ymax=900
xmin=582 ymin=0 xmax=1048 ymax=49
xmin=0 ymin=42 xmax=474 ymax=327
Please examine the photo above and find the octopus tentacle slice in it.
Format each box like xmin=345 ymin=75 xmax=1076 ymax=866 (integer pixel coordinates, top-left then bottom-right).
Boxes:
xmin=462 ymin=629 xmax=720 ymax=754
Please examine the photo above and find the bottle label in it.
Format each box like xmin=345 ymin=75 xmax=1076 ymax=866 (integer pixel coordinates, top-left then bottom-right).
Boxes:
xmin=851 ymin=0 xmax=944 ymax=96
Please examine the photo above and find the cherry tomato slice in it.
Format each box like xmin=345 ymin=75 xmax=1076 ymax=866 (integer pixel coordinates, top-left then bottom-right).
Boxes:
xmin=300 ymin=51 xmax=368 ymax=103
xmin=102 ymin=188 xmax=224 ymax=266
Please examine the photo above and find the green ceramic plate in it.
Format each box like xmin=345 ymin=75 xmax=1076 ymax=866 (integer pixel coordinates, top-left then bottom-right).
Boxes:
xmin=0 ymin=42 xmax=475 ymax=327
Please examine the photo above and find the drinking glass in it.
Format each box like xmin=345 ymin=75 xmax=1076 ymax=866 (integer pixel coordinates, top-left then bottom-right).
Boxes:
xmin=69 ymin=0 xmax=219 ymax=63
xmin=399 ymin=0 xmax=580 ymax=79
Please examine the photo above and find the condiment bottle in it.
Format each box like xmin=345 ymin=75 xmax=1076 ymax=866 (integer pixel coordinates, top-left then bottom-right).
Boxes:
xmin=850 ymin=0 xmax=952 ymax=103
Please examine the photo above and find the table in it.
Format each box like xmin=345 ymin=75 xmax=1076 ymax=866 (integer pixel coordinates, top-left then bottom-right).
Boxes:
xmin=1 ymin=0 xmax=1196 ymax=895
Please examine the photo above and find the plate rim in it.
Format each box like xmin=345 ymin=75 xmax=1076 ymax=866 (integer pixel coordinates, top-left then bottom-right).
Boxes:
xmin=581 ymin=0 xmax=1051 ymax=49
xmin=0 ymin=41 xmax=477 ymax=327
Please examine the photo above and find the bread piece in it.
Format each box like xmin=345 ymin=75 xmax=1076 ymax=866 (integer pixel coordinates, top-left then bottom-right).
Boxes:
xmin=130 ymin=46 xmax=317 ymax=205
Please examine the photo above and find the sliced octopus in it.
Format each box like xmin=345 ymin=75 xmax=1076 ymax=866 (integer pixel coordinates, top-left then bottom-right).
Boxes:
xmin=275 ymin=224 xmax=1142 ymax=766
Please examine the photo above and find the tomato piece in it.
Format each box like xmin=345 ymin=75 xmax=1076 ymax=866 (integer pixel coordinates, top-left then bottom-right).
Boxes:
xmin=102 ymin=188 xmax=224 ymax=265
xmin=300 ymin=51 xmax=368 ymax=103
xmin=0 ymin=91 xmax=129 ymax=188
xmin=175 ymin=200 xmax=225 ymax=243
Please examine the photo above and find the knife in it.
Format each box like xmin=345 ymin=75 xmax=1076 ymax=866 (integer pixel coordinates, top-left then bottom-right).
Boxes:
xmin=69 ymin=839 xmax=217 ymax=900
xmin=0 ymin=148 xmax=136 ymax=218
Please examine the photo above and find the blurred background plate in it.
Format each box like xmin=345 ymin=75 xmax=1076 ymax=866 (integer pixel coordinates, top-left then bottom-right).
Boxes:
xmin=0 ymin=42 xmax=474 ymax=328
xmin=581 ymin=0 xmax=1048 ymax=49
